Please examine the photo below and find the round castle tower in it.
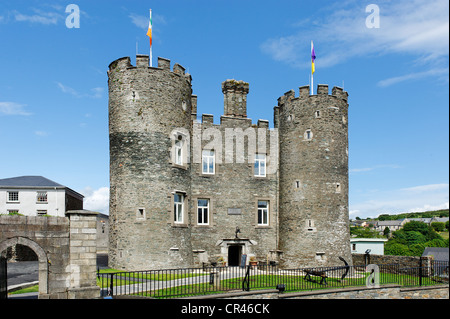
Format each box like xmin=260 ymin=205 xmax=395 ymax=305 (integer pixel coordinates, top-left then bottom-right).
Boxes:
xmin=276 ymin=84 xmax=352 ymax=268
xmin=108 ymin=55 xmax=194 ymax=270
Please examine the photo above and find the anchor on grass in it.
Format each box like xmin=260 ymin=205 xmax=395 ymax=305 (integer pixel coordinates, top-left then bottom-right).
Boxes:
xmin=303 ymin=256 xmax=350 ymax=285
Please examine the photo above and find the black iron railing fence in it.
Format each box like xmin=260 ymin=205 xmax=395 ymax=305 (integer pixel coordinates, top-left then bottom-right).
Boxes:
xmin=97 ymin=260 xmax=448 ymax=299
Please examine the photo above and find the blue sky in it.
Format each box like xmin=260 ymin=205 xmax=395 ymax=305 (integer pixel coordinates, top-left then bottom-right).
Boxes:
xmin=0 ymin=0 xmax=448 ymax=218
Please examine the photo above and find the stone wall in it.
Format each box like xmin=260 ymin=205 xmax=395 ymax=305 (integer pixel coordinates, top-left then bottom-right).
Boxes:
xmin=108 ymin=54 xmax=352 ymax=271
xmin=189 ymin=285 xmax=449 ymax=300
xmin=108 ymin=56 xmax=194 ymax=270
xmin=352 ymin=253 xmax=421 ymax=268
xmin=277 ymin=85 xmax=351 ymax=268
xmin=0 ymin=211 xmax=99 ymax=299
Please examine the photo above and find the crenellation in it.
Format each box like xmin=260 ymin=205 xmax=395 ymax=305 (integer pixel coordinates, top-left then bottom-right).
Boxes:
xmin=317 ymin=84 xmax=329 ymax=95
xmin=136 ymin=54 xmax=149 ymax=68
xmin=158 ymin=56 xmax=171 ymax=70
xmin=173 ymin=63 xmax=185 ymax=75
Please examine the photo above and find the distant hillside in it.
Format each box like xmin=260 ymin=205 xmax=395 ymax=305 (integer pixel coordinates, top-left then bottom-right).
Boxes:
xmin=376 ymin=209 xmax=448 ymax=221
xmin=355 ymin=209 xmax=449 ymax=221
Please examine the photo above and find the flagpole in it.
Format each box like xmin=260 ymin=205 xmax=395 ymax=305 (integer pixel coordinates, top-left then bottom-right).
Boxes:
xmin=149 ymin=9 xmax=153 ymax=67
xmin=310 ymin=40 xmax=314 ymax=95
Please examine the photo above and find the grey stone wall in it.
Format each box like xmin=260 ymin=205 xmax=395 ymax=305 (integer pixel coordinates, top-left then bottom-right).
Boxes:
xmin=108 ymin=54 xmax=352 ymax=271
xmin=0 ymin=211 xmax=99 ymax=299
xmin=190 ymin=107 xmax=278 ymax=266
xmin=108 ymin=56 xmax=194 ymax=270
xmin=277 ymin=85 xmax=351 ymax=268
xmin=190 ymin=285 xmax=449 ymax=299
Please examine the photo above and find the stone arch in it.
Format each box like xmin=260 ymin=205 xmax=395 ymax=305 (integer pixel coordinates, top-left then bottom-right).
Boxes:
xmin=0 ymin=237 xmax=48 ymax=295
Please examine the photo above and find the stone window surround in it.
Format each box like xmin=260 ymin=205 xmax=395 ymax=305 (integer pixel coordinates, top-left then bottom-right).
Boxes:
xmin=253 ymin=197 xmax=273 ymax=228
xmin=169 ymin=190 xmax=188 ymax=227
xmin=194 ymin=197 xmax=213 ymax=226
xmin=170 ymin=131 xmax=189 ymax=170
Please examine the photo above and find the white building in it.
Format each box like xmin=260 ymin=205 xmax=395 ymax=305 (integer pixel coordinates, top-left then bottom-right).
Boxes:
xmin=0 ymin=176 xmax=84 ymax=217
xmin=350 ymin=238 xmax=388 ymax=255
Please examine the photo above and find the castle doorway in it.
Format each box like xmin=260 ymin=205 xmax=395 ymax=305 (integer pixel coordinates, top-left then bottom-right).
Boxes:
xmin=228 ymin=245 xmax=242 ymax=266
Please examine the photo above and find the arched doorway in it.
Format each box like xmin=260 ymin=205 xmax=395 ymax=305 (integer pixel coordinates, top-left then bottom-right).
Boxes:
xmin=0 ymin=237 xmax=48 ymax=296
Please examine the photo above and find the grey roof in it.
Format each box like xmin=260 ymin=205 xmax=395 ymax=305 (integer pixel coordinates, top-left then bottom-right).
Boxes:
xmin=422 ymin=247 xmax=449 ymax=262
xmin=0 ymin=176 xmax=64 ymax=187
xmin=377 ymin=220 xmax=403 ymax=226
xmin=407 ymin=218 xmax=432 ymax=224
xmin=432 ymin=217 xmax=449 ymax=223
xmin=0 ymin=176 xmax=84 ymax=198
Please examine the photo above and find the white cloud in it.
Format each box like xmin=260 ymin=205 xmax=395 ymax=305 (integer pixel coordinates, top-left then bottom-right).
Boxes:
xmin=13 ymin=8 xmax=64 ymax=25
xmin=261 ymin=0 xmax=449 ymax=83
xmin=0 ymin=102 xmax=32 ymax=116
xmin=56 ymin=82 xmax=104 ymax=99
xmin=129 ymin=12 xmax=167 ymax=30
xmin=350 ymin=164 xmax=400 ymax=174
xmin=34 ymin=130 xmax=49 ymax=137
xmin=83 ymin=186 xmax=109 ymax=215
xmin=400 ymin=183 xmax=449 ymax=193
xmin=377 ymin=68 xmax=449 ymax=87
xmin=350 ymin=183 xmax=449 ymax=218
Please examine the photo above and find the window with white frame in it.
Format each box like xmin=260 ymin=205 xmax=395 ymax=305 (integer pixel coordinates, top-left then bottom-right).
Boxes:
xmin=254 ymin=154 xmax=266 ymax=177
xmin=174 ymin=138 xmax=183 ymax=165
xmin=174 ymin=193 xmax=184 ymax=223
xmin=202 ymin=149 xmax=215 ymax=174
xmin=37 ymin=191 xmax=48 ymax=203
xmin=257 ymin=200 xmax=269 ymax=226
xmin=197 ymin=198 xmax=209 ymax=225
xmin=7 ymin=191 xmax=19 ymax=202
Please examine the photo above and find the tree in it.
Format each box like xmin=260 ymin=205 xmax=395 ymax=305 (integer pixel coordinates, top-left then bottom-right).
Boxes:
xmin=385 ymin=242 xmax=410 ymax=256
xmin=431 ymin=222 xmax=445 ymax=232
xmin=383 ymin=226 xmax=390 ymax=237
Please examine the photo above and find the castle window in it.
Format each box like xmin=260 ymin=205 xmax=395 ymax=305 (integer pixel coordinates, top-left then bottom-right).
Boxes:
xmin=197 ymin=198 xmax=209 ymax=225
xmin=174 ymin=193 xmax=184 ymax=224
xmin=336 ymin=183 xmax=341 ymax=193
xmin=306 ymin=219 xmax=316 ymax=231
xmin=315 ymin=110 xmax=321 ymax=118
xmin=137 ymin=208 xmax=145 ymax=220
xmin=8 ymin=191 xmax=19 ymax=202
xmin=304 ymin=129 xmax=313 ymax=140
xmin=254 ymin=154 xmax=266 ymax=177
xmin=257 ymin=200 xmax=269 ymax=226
xmin=174 ymin=138 xmax=183 ymax=165
xmin=202 ymin=149 xmax=215 ymax=174
xmin=295 ymin=181 xmax=301 ymax=188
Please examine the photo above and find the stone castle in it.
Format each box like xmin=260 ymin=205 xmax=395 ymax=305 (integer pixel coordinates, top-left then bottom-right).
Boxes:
xmin=108 ymin=54 xmax=352 ymax=270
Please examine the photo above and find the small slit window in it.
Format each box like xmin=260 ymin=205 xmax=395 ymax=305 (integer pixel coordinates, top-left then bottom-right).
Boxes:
xmin=304 ymin=129 xmax=313 ymax=140
xmin=336 ymin=183 xmax=341 ymax=193
xmin=315 ymin=110 xmax=321 ymax=118
xmin=137 ymin=208 xmax=145 ymax=220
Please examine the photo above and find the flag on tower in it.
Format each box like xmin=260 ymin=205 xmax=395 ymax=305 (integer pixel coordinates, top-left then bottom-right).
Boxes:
xmin=147 ymin=9 xmax=153 ymax=67
xmin=147 ymin=10 xmax=152 ymax=46
xmin=311 ymin=41 xmax=316 ymax=74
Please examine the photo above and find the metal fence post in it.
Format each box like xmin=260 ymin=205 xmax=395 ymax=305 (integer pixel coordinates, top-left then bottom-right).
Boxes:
xmin=109 ymin=273 xmax=114 ymax=297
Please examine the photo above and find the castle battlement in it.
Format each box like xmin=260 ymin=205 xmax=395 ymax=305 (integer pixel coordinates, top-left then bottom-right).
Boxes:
xmin=278 ymin=84 xmax=348 ymax=107
xmin=108 ymin=55 xmax=192 ymax=84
